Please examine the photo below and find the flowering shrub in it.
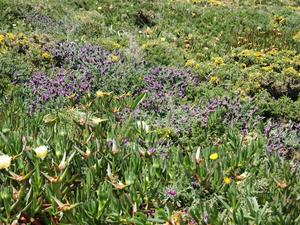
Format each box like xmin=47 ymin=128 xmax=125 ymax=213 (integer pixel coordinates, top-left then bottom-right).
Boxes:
xmin=232 ymin=49 xmax=300 ymax=100
xmin=141 ymin=66 xmax=197 ymax=115
xmin=25 ymin=69 xmax=95 ymax=113
xmin=45 ymin=42 xmax=122 ymax=74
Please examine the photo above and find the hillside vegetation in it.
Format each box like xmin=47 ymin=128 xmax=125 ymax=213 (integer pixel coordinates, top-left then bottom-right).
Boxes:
xmin=0 ymin=0 xmax=300 ymax=224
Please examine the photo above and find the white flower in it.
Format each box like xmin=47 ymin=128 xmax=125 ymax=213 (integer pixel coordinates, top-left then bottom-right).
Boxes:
xmin=33 ymin=145 xmax=48 ymax=160
xmin=111 ymin=139 xmax=119 ymax=155
xmin=136 ymin=120 xmax=150 ymax=133
xmin=0 ymin=155 xmax=12 ymax=169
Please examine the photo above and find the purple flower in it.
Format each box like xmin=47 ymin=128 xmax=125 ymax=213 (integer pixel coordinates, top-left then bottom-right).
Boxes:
xmin=166 ymin=187 xmax=177 ymax=198
xmin=147 ymin=148 xmax=157 ymax=155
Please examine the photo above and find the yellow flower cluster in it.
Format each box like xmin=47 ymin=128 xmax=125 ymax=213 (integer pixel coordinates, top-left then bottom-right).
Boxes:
xmin=110 ymin=54 xmax=119 ymax=62
xmin=274 ymin=15 xmax=285 ymax=24
xmin=185 ymin=59 xmax=201 ymax=69
xmin=239 ymin=49 xmax=265 ymax=58
xmin=212 ymin=56 xmax=225 ymax=66
xmin=42 ymin=52 xmax=51 ymax=60
xmin=210 ymin=75 xmax=219 ymax=83
xmin=293 ymin=31 xmax=300 ymax=42
xmin=185 ymin=59 xmax=196 ymax=67
xmin=282 ymin=67 xmax=299 ymax=78
xmin=156 ymin=127 xmax=172 ymax=138
xmin=0 ymin=33 xmax=45 ymax=55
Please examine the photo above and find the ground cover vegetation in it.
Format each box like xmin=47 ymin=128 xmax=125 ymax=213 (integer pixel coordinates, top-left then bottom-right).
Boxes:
xmin=0 ymin=0 xmax=300 ymax=224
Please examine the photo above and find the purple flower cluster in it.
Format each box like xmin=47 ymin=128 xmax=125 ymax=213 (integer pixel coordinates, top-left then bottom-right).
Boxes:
xmin=26 ymin=69 xmax=95 ymax=113
xmin=45 ymin=42 xmax=121 ymax=75
xmin=24 ymin=41 xmax=126 ymax=113
xmin=200 ymin=97 xmax=262 ymax=131
xmin=24 ymin=10 xmax=64 ymax=31
xmin=141 ymin=66 xmax=196 ymax=114
xmin=154 ymin=96 xmax=262 ymax=141
xmin=264 ymin=121 xmax=300 ymax=157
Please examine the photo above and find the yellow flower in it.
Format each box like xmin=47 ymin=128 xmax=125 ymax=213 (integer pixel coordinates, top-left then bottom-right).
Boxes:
xmin=111 ymin=55 xmax=119 ymax=62
xmin=267 ymin=48 xmax=279 ymax=55
xmin=33 ymin=145 xmax=48 ymax=160
xmin=0 ymin=155 xmax=12 ymax=170
xmin=113 ymin=43 xmax=122 ymax=49
xmin=224 ymin=177 xmax=231 ymax=184
xmin=0 ymin=34 xmax=4 ymax=45
xmin=210 ymin=75 xmax=219 ymax=83
xmin=185 ymin=59 xmax=196 ymax=67
xmin=42 ymin=52 xmax=51 ymax=60
xmin=212 ymin=57 xmax=225 ymax=66
xmin=96 ymin=90 xmax=112 ymax=97
xmin=274 ymin=15 xmax=285 ymax=25
xmin=209 ymin=153 xmax=219 ymax=160
xmin=253 ymin=51 xmax=263 ymax=58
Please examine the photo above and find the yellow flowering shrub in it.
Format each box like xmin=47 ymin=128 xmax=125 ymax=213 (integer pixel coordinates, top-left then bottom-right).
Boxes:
xmin=232 ymin=48 xmax=300 ymax=99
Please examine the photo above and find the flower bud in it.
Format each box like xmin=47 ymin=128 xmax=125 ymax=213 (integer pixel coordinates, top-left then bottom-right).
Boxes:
xmin=195 ymin=147 xmax=201 ymax=164
xmin=112 ymin=139 xmax=119 ymax=155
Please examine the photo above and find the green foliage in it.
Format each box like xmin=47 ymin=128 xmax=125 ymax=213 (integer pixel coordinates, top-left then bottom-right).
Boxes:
xmin=0 ymin=0 xmax=300 ymax=224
